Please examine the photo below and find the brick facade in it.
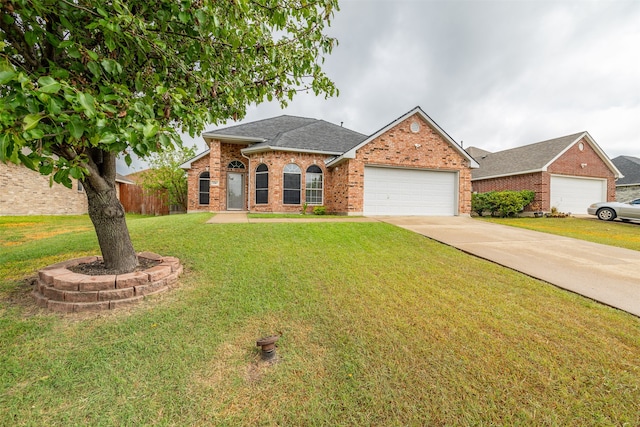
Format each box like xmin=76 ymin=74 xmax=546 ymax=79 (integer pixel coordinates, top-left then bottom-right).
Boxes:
xmin=1 ymin=162 xmax=88 ymax=215
xmin=472 ymin=136 xmax=616 ymax=211
xmin=185 ymin=111 xmax=474 ymax=215
xmin=342 ymin=114 xmax=473 ymax=215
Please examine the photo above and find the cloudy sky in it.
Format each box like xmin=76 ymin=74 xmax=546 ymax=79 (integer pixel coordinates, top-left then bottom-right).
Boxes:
xmin=121 ymin=0 xmax=640 ymax=173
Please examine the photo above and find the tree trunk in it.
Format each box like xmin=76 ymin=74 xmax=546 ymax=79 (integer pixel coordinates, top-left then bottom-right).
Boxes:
xmin=84 ymin=183 xmax=139 ymax=274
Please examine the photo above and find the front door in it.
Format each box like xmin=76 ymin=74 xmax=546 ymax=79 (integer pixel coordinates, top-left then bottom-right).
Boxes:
xmin=227 ymin=173 xmax=244 ymax=210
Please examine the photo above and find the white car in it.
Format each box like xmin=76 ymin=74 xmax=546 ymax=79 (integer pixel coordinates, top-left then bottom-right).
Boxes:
xmin=587 ymin=198 xmax=640 ymax=221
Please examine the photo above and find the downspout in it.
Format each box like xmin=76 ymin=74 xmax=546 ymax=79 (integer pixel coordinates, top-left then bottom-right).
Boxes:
xmin=241 ymin=150 xmax=251 ymax=212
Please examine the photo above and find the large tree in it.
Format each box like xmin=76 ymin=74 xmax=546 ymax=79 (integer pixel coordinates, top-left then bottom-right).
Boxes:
xmin=0 ymin=0 xmax=339 ymax=273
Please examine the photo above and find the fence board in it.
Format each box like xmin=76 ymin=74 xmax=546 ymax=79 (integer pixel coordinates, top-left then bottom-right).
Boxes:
xmin=119 ymin=183 xmax=169 ymax=216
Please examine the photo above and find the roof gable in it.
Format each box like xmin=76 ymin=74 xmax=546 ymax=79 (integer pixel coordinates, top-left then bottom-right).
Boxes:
xmin=612 ymin=155 xmax=640 ymax=185
xmin=327 ymin=106 xmax=479 ymax=168
xmin=471 ymin=132 xmax=621 ymax=180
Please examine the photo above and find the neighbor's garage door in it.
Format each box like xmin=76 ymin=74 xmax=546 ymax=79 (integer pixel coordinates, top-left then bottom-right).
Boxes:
xmin=363 ymin=166 xmax=457 ymax=216
xmin=550 ymin=175 xmax=607 ymax=214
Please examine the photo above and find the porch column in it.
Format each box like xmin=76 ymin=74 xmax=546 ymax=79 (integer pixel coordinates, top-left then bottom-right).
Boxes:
xmin=209 ymin=139 xmax=222 ymax=211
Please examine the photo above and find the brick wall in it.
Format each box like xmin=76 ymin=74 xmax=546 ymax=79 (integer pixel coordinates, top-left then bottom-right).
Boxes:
xmin=245 ymin=151 xmax=332 ymax=214
xmin=472 ymin=172 xmax=547 ymax=209
xmin=472 ymin=136 xmax=617 ymax=210
xmin=340 ymin=114 xmax=473 ymax=215
xmin=186 ymin=153 xmax=212 ymax=213
xmin=1 ymin=162 xmax=88 ymax=215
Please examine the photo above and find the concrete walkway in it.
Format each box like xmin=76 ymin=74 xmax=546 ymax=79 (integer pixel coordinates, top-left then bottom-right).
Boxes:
xmin=380 ymin=216 xmax=640 ymax=317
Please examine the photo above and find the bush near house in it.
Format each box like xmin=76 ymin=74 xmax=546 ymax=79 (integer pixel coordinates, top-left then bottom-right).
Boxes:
xmin=472 ymin=190 xmax=535 ymax=217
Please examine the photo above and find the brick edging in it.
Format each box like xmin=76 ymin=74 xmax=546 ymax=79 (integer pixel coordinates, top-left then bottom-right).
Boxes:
xmin=32 ymin=252 xmax=182 ymax=312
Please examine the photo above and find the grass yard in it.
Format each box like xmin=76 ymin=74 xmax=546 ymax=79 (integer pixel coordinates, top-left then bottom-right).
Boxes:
xmin=479 ymin=216 xmax=640 ymax=252
xmin=1 ymin=214 xmax=639 ymax=426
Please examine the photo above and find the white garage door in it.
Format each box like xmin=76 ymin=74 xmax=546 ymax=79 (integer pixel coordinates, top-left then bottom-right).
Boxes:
xmin=550 ymin=175 xmax=607 ymax=214
xmin=363 ymin=166 xmax=457 ymax=216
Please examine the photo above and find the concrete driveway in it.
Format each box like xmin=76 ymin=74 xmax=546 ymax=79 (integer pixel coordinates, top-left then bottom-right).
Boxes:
xmin=379 ymin=216 xmax=640 ymax=318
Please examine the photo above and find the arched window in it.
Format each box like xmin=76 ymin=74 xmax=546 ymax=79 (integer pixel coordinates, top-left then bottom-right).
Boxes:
xmin=255 ymin=164 xmax=268 ymax=204
xmin=305 ymin=165 xmax=323 ymax=205
xmin=227 ymin=160 xmax=245 ymax=169
xmin=283 ymin=164 xmax=301 ymax=205
xmin=199 ymin=171 xmax=210 ymax=205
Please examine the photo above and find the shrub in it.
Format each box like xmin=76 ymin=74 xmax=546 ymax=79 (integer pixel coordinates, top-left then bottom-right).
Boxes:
xmin=473 ymin=190 xmax=536 ymax=217
xmin=313 ymin=206 xmax=327 ymax=215
xmin=472 ymin=192 xmax=492 ymax=217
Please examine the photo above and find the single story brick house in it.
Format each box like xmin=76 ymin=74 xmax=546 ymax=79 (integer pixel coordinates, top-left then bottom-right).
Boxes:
xmin=611 ymin=156 xmax=640 ymax=201
xmin=468 ymin=132 xmax=622 ymax=214
xmin=181 ymin=107 xmax=479 ymax=216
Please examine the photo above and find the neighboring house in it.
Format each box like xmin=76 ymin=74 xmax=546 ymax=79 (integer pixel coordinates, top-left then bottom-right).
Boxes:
xmin=611 ymin=156 xmax=640 ymax=201
xmin=469 ymin=132 xmax=621 ymax=214
xmin=0 ymin=160 xmax=134 ymax=215
xmin=181 ymin=107 xmax=479 ymax=216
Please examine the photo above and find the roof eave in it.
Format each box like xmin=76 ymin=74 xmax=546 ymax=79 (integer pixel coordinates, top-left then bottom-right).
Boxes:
xmin=241 ymin=146 xmax=343 ymax=156
xmin=180 ymin=149 xmax=211 ymax=169
xmin=472 ymin=168 xmax=543 ymax=181
xmin=202 ymin=133 xmax=266 ymax=144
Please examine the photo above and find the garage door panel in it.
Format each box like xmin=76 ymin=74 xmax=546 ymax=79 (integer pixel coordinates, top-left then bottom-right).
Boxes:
xmin=550 ymin=176 xmax=607 ymax=214
xmin=364 ymin=167 xmax=456 ymax=216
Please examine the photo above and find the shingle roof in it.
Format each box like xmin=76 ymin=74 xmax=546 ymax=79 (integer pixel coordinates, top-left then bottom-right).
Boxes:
xmin=466 ymin=146 xmax=492 ymax=161
xmin=471 ymin=132 xmax=587 ymax=180
xmin=202 ymin=115 xmax=367 ymax=154
xmin=612 ymin=156 xmax=640 ymax=185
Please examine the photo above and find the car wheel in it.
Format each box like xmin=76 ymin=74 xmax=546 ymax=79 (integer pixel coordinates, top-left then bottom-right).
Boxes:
xmin=597 ymin=208 xmax=616 ymax=221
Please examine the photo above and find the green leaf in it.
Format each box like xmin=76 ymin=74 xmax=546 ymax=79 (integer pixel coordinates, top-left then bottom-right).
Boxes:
xmin=67 ymin=46 xmax=81 ymax=59
xmin=0 ymin=70 xmax=17 ymax=84
xmin=0 ymin=134 xmax=10 ymax=161
xmin=39 ymin=162 xmax=54 ymax=175
xmin=37 ymin=76 xmax=62 ymax=94
xmin=99 ymin=133 xmax=117 ymax=144
xmin=69 ymin=166 xmax=83 ymax=179
xmin=143 ymin=123 xmax=159 ymax=138
xmin=77 ymin=93 xmax=96 ymax=118
xmin=47 ymin=98 xmax=62 ymax=115
xmin=23 ymin=128 xmax=45 ymax=140
xmin=18 ymin=152 xmax=36 ymax=170
xmin=87 ymin=62 xmax=102 ymax=78
xmin=68 ymin=118 xmax=85 ymax=139
xmin=23 ymin=114 xmax=42 ymax=131
xmin=101 ymin=59 xmax=122 ymax=75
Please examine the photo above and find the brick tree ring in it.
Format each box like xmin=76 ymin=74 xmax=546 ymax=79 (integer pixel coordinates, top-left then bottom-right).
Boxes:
xmin=32 ymin=252 xmax=183 ymax=313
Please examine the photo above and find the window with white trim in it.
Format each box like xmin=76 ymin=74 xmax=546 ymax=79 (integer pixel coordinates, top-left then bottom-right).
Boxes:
xmin=305 ymin=165 xmax=323 ymax=205
xmin=255 ymin=164 xmax=268 ymax=204
xmin=283 ymin=163 xmax=301 ymax=205
xmin=199 ymin=171 xmax=210 ymax=205
xmin=228 ymin=160 xmax=245 ymax=170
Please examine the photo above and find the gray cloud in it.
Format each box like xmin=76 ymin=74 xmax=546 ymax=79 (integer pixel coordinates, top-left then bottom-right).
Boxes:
xmin=119 ymin=0 xmax=640 ymax=173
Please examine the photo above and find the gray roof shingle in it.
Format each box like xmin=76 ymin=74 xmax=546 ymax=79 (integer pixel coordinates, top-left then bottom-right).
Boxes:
xmin=470 ymin=132 xmax=586 ymax=180
xmin=612 ymin=156 xmax=640 ymax=185
xmin=203 ymin=115 xmax=367 ymax=154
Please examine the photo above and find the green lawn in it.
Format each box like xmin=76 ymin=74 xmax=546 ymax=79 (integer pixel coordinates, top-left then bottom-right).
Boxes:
xmin=479 ymin=216 xmax=640 ymax=251
xmin=1 ymin=214 xmax=639 ymax=426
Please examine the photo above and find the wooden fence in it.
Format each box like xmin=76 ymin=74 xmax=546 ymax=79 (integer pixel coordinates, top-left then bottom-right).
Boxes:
xmin=119 ymin=183 xmax=170 ymax=216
